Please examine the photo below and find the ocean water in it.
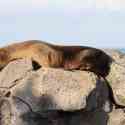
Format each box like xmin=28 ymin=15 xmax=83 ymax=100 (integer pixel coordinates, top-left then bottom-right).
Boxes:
xmin=119 ymin=49 xmax=125 ymax=53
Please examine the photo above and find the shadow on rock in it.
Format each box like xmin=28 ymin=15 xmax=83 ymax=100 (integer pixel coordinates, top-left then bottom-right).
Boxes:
xmin=0 ymin=75 xmax=113 ymax=125
xmin=12 ymin=78 xmax=111 ymax=125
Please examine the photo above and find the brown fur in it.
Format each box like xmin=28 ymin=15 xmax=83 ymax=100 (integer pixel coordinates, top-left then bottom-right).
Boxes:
xmin=63 ymin=47 xmax=112 ymax=77
xmin=0 ymin=40 xmax=112 ymax=77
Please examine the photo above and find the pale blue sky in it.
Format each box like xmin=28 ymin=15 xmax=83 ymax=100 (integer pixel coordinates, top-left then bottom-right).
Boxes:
xmin=0 ymin=0 xmax=125 ymax=48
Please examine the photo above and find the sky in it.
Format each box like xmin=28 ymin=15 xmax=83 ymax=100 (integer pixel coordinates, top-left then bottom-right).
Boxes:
xmin=0 ymin=0 xmax=125 ymax=48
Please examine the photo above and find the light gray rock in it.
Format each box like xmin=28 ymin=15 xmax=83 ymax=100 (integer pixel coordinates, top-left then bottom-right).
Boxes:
xmin=0 ymin=58 xmax=33 ymax=88
xmin=104 ymin=49 xmax=125 ymax=67
xmin=108 ymin=109 xmax=125 ymax=125
xmin=105 ymin=50 xmax=125 ymax=106
xmin=0 ymin=59 xmax=110 ymax=125
xmin=0 ymin=59 xmax=110 ymax=111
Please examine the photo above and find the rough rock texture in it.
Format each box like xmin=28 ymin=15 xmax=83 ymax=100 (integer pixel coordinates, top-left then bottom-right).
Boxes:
xmin=108 ymin=109 xmax=125 ymax=125
xmin=105 ymin=50 xmax=125 ymax=106
xmin=0 ymin=50 xmax=125 ymax=125
xmin=105 ymin=50 xmax=125 ymax=125
xmin=0 ymin=59 xmax=109 ymax=111
xmin=0 ymin=59 xmax=110 ymax=125
xmin=104 ymin=49 xmax=125 ymax=66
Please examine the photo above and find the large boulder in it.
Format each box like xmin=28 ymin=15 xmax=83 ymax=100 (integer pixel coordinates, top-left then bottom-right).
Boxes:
xmin=0 ymin=58 xmax=110 ymax=125
xmin=105 ymin=50 xmax=125 ymax=106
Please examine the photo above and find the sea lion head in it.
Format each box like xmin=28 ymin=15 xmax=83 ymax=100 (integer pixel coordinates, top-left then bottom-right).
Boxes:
xmin=77 ymin=48 xmax=112 ymax=77
xmin=64 ymin=48 xmax=112 ymax=77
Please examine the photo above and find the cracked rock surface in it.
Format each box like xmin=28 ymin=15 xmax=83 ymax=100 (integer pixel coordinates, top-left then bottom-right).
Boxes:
xmin=0 ymin=50 xmax=125 ymax=125
xmin=105 ymin=50 xmax=125 ymax=106
xmin=0 ymin=58 xmax=105 ymax=111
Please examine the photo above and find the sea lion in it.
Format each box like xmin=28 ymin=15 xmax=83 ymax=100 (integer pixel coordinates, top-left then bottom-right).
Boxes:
xmin=1 ymin=40 xmax=125 ymax=109
xmin=0 ymin=40 xmax=112 ymax=77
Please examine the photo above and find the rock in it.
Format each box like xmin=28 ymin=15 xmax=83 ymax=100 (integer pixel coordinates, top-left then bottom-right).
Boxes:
xmin=105 ymin=50 xmax=125 ymax=106
xmin=0 ymin=59 xmax=110 ymax=125
xmin=108 ymin=109 xmax=125 ymax=125
xmin=104 ymin=49 xmax=125 ymax=66
xmin=0 ymin=59 xmax=110 ymax=111
xmin=0 ymin=58 xmax=33 ymax=88
xmin=106 ymin=62 xmax=125 ymax=106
